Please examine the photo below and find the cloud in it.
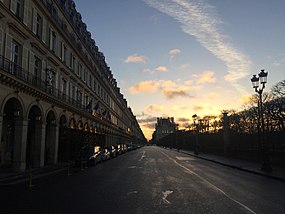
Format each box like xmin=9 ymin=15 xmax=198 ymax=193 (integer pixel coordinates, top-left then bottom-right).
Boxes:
xmin=142 ymin=66 xmax=169 ymax=74
xmin=206 ymin=92 xmax=219 ymax=99
xmin=144 ymin=104 xmax=165 ymax=112
xmin=177 ymin=117 xmax=190 ymax=122
xmin=155 ymin=66 xmax=169 ymax=72
xmin=180 ymin=64 xmax=191 ymax=71
xmin=169 ymin=48 xmax=181 ymax=59
xmin=143 ymin=0 xmax=251 ymax=91
xmin=137 ymin=116 xmax=157 ymax=123
xmin=273 ymin=54 xmax=285 ymax=67
xmin=194 ymin=70 xmax=216 ymax=84
xmin=129 ymin=80 xmax=176 ymax=94
xmin=163 ymin=89 xmax=193 ymax=99
xmin=124 ymin=54 xmax=146 ymax=63
xmin=129 ymin=79 xmax=199 ymax=99
xmin=193 ymin=105 xmax=204 ymax=112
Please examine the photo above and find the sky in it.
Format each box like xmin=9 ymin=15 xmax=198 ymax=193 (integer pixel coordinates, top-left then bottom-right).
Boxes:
xmin=76 ymin=0 xmax=285 ymax=140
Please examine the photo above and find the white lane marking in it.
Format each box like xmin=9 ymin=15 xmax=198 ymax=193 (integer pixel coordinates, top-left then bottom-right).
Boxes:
xmin=139 ymin=151 xmax=146 ymax=161
xmin=128 ymin=166 xmax=137 ymax=169
xmin=160 ymin=151 xmax=257 ymax=214
xmin=176 ymin=156 xmax=195 ymax=161
xmin=162 ymin=190 xmax=173 ymax=204
xmin=127 ymin=191 xmax=138 ymax=195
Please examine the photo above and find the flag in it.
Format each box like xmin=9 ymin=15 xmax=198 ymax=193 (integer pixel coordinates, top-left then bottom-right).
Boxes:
xmin=85 ymin=99 xmax=93 ymax=112
xmin=94 ymin=102 xmax=99 ymax=111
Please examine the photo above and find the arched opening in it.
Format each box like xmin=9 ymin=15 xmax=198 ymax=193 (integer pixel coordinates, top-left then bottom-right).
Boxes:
xmin=58 ymin=115 xmax=68 ymax=163
xmin=45 ymin=110 xmax=56 ymax=166
xmin=1 ymin=97 xmax=23 ymax=169
xmin=26 ymin=105 xmax=42 ymax=168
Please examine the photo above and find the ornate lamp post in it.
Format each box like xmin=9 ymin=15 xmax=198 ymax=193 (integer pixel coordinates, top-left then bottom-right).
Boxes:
xmin=251 ymin=69 xmax=272 ymax=172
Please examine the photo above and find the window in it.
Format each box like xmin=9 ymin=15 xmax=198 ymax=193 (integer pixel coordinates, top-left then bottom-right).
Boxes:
xmin=36 ymin=13 xmax=43 ymax=38
xmin=83 ymin=70 xmax=87 ymax=82
xmin=50 ymin=30 xmax=56 ymax=53
xmin=62 ymin=78 xmax=67 ymax=99
xmin=63 ymin=44 xmax=67 ymax=62
xmin=70 ymin=53 xmax=75 ymax=70
xmin=93 ymin=80 xmax=96 ymax=92
xmin=77 ymin=91 xmax=83 ymax=104
xmin=11 ymin=0 xmax=24 ymax=20
xmin=71 ymin=85 xmax=76 ymax=101
xmin=34 ymin=56 xmax=41 ymax=86
xmin=89 ymin=74 xmax=92 ymax=87
xmin=78 ymin=63 xmax=82 ymax=77
xmin=10 ymin=40 xmax=21 ymax=73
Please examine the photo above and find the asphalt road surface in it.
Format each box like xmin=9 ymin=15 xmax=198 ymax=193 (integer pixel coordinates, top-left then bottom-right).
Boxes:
xmin=1 ymin=146 xmax=285 ymax=214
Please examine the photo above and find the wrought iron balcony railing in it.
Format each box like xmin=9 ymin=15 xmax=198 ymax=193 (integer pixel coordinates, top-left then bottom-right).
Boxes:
xmin=0 ymin=55 xmax=87 ymax=112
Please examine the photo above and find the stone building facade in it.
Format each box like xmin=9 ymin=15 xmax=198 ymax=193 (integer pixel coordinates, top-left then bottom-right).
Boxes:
xmin=153 ymin=117 xmax=178 ymax=142
xmin=0 ymin=0 xmax=146 ymax=171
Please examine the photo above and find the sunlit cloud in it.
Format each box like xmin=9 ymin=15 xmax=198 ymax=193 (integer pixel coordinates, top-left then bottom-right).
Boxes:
xmin=206 ymin=92 xmax=219 ymax=99
xmin=193 ymin=105 xmax=204 ymax=112
xmin=169 ymin=48 xmax=181 ymax=59
xmin=240 ymin=94 xmax=252 ymax=104
xmin=193 ymin=70 xmax=216 ymax=84
xmin=142 ymin=66 xmax=169 ymax=74
xmin=124 ymin=54 xmax=146 ymax=63
xmin=143 ymin=0 xmax=251 ymax=91
xmin=155 ymin=66 xmax=169 ymax=72
xmin=129 ymin=80 xmax=176 ymax=94
xmin=180 ymin=64 xmax=191 ymax=71
xmin=144 ymin=104 xmax=165 ymax=112
xmin=170 ymin=105 xmax=188 ymax=111
xmin=163 ymin=88 xmax=193 ymax=99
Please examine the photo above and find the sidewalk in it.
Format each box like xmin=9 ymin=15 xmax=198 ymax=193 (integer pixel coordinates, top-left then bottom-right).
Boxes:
xmin=0 ymin=162 xmax=75 ymax=186
xmin=179 ymin=149 xmax=285 ymax=182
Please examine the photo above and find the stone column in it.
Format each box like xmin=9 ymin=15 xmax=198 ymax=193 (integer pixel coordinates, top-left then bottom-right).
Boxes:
xmin=13 ymin=120 xmax=28 ymax=171
xmin=0 ymin=115 xmax=3 ymax=165
xmin=34 ymin=122 xmax=46 ymax=168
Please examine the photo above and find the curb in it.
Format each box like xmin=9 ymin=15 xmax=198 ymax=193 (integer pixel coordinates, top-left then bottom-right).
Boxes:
xmin=178 ymin=150 xmax=285 ymax=183
xmin=0 ymin=165 xmax=74 ymax=186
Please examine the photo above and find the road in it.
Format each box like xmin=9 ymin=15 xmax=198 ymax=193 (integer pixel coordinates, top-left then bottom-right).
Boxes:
xmin=1 ymin=146 xmax=285 ymax=214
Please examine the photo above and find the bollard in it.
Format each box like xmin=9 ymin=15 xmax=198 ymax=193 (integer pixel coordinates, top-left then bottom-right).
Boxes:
xmin=67 ymin=160 xmax=72 ymax=176
xmin=29 ymin=166 xmax=35 ymax=189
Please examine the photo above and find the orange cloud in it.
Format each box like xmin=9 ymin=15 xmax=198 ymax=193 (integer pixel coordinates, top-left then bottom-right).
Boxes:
xmin=124 ymin=54 xmax=146 ymax=63
xmin=155 ymin=66 xmax=168 ymax=72
xmin=194 ymin=70 xmax=216 ymax=84
xmin=129 ymin=80 xmax=176 ymax=94
xmin=163 ymin=89 xmax=193 ymax=99
xmin=144 ymin=104 xmax=165 ymax=112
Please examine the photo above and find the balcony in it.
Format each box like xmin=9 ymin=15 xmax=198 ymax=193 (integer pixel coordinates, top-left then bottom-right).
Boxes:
xmin=0 ymin=55 xmax=88 ymax=113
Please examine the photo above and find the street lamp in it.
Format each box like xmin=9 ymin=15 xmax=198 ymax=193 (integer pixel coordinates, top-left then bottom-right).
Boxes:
xmin=250 ymin=69 xmax=272 ymax=172
xmin=192 ymin=114 xmax=199 ymax=155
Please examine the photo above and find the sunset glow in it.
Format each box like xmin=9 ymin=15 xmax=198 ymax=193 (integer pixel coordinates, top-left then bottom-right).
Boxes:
xmin=77 ymin=0 xmax=285 ymax=140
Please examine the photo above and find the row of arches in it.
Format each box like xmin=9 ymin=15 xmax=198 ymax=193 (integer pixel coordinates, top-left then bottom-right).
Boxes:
xmin=0 ymin=96 xmax=126 ymax=171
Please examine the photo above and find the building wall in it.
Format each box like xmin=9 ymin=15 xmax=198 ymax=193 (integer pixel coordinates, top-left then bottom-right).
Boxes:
xmin=154 ymin=117 xmax=178 ymax=141
xmin=0 ymin=0 xmax=146 ymax=171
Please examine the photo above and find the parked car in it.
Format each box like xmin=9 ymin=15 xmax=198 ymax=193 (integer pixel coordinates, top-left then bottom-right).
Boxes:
xmin=108 ymin=146 xmax=117 ymax=158
xmin=87 ymin=146 xmax=102 ymax=166
xmin=101 ymin=148 xmax=111 ymax=161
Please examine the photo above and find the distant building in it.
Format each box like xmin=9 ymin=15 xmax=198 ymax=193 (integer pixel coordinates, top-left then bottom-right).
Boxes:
xmin=153 ymin=117 xmax=178 ymax=142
